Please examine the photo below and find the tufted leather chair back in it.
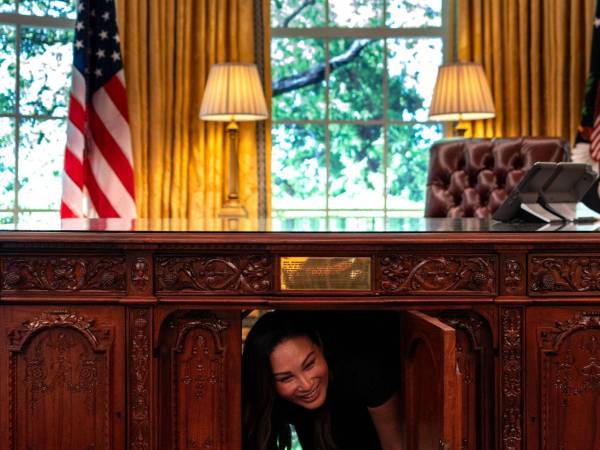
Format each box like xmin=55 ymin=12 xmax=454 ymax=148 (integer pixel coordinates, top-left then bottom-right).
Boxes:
xmin=424 ymin=137 xmax=569 ymax=218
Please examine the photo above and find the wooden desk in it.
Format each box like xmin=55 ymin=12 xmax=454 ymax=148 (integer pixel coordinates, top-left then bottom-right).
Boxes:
xmin=1 ymin=218 xmax=599 ymax=450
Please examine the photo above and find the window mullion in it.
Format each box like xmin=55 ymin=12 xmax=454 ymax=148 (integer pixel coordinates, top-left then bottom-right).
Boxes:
xmin=324 ymin=0 xmax=331 ymax=231
xmin=14 ymin=21 xmax=21 ymax=226
xmin=271 ymin=26 xmax=443 ymax=39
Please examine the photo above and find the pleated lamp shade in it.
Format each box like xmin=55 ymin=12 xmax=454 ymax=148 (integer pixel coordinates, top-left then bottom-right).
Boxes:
xmin=199 ymin=63 xmax=269 ymax=122
xmin=429 ymin=62 xmax=495 ymax=121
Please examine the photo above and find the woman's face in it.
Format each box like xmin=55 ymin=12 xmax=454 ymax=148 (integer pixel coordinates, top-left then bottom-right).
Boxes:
xmin=270 ymin=335 xmax=329 ymax=410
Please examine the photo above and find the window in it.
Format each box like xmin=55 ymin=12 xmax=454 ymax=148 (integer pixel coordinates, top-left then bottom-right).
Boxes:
xmin=270 ymin=0 xmax=447 ymax=231
xmin=0 ymin=0 xmax=76 ymax=228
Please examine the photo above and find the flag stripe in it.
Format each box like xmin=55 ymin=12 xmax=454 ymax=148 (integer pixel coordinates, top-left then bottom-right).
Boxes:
xmin=83 ymin=156 xmax=121 ymax=217
xmin=61 ymin=171 xmax=84 ymax=217
xmin=60 ymin=201 xmax=78 ymax=218
xmin=87 ymin=136 xmax=137 ymax=218
xmin=64 ymin=147 xmax=84 ymax=188
xmin=103 ymin=72 xmax=129 ymax=122
xmin=88 ymin=106 xmax=136 ymax=197
xmin=71 ymin=68 xmax=86 ymax=107
xmin=92 ymin=85 xmax=133 ymax=165
xmin=68 ymin=95 xmax=86 ymax=134
xmin=65 ymin=122 xmax=85 ymax=161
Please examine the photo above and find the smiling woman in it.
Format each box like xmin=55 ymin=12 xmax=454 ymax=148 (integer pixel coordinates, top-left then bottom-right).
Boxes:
xmin=242 ymin=311 xmax=402 ymax=450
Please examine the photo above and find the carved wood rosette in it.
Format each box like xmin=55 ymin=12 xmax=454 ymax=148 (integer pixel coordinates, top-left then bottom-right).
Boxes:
xmin=529 ymin=254 xmax=600 ymax=295
xmin=378 ymin=255 xmax=496 ymax=295
xmin=7 ymin=311 xmax=114 ymax=450
xmin=160 ymin=313 xmax=230 ymax=450
xmin=128 ymin=308 xmax=152 ymax=450
xmin=2 ymin=255 xmax=127 ymax=292
xmin=501 ymin=308 xmax=523 ymax=450
xmin=537 ymin=312 xmax=600 ymax=450
xmin=155 ymin=255 xmax=273 ymax=294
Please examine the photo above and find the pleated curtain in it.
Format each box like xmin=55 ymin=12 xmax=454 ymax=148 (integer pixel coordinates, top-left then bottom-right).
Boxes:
xmin=448 ymin=0 xmax=596 ymax=142
xmin=116 ymin=0 xmax=271 ymax=228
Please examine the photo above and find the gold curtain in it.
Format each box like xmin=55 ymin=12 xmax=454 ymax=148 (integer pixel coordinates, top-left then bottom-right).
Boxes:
xmin=449 ymin=0 xmax=595 ymax=141
xmin=116 ymin=0 xmax=271 ymax=228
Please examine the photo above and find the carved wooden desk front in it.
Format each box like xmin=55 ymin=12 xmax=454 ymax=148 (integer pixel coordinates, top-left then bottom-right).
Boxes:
xmin=0 ymin=218 xmax=598 ymax=450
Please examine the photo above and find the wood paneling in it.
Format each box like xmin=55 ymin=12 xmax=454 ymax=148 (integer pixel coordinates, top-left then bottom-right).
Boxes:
xmin=156 ymin=309 xmax=241 ymax=450
xmin=0 ymin=306 xmax=125 ymax=450
xmin=402 ymin=311 xmax=462 ymax=450
xmin=527 ymin=307 xmax=600 ymax=450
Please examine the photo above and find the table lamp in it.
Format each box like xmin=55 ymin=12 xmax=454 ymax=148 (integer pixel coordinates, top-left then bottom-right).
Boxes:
xmin=429 ymin=62 xmax=495 ymax=136
xmin=199 ymin=63 xmax=268 ymax=220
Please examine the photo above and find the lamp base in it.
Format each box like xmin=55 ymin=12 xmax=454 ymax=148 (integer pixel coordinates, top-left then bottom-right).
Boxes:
xmin=454 ymin=121 xmax=468 ymax=137
xmin=219 ymin=200 xmax=247 ymax=231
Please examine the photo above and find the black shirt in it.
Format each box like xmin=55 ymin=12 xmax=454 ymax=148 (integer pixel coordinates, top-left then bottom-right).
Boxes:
xmin=293 ymin=312 xmax=401 ymax=450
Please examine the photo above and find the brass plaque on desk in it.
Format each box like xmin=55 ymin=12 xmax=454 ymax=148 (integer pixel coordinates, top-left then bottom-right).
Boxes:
xmin=280 ymin=256 xmax=371 ymax=291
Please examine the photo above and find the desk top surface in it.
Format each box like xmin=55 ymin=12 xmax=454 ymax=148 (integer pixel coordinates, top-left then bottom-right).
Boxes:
xmin=5 ymin=217 xmax=599 ymax=232
xmin=0 ymin=217 xmax=599 ymax=245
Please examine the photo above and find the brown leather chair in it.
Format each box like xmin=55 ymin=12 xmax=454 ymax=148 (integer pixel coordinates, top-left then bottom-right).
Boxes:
xmin=424 ymin=137 xmax=569 ymax=218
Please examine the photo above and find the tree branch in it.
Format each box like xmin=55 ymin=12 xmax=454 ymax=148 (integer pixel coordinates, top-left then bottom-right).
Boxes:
xmin=272 ymin=39 xmax=372 ymax=97
xmin=281 ymin=0 xmax=317 ymax=28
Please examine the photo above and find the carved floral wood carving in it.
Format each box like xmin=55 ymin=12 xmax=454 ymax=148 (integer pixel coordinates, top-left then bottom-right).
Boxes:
xmin=156 ymin=255 xmax=272 ymax=293
xmin=168 ymin=314 xmax=229 ymax=450
xmin=131 ymin=257 xmax=150 ymax=290
xmin=2 ymin=256 xmax=127 ymax=292
xmin=129 ymin=308 xmax=151 ymax=450
xmin=502 ymin=309 xmax=522 ymax=450
xmin=379 ymin=255 xmax=495 ymax=294
xmin=503 ymin=258 xmax=523 ymax=295
xmin=530 ymin=255 xmax=600 ymax=294
xmin=439 ymin=312 xmax=485 ymax=388
xmin=537 ymin=312 xmax=600 ymax=450
xmin=7 ymin=311 xmax=113 ymax=450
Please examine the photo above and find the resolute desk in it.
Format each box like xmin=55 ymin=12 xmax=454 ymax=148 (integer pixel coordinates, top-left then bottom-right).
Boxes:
xmin=0 ymin=218 xmax=598 ymax=450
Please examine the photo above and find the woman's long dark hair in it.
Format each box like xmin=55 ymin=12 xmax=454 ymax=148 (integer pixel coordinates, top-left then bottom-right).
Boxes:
xmin=242 ymin=311 xmax=337 ymax=450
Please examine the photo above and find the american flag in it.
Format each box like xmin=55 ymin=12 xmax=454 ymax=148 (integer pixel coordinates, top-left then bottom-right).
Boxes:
xmin=60 ymin=0 xmax=136 ymax=218
xmin=575 ymin=0 xmax=600 ymax=163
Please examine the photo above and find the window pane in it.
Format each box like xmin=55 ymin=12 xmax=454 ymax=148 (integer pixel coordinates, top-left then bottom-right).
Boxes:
xmin=18 ymin=118 xmax=65 ymax=209
xmin=328 ymin=211 xmax=384 ymax=231
xmin=272 ymin=38 xmax=326 ymax=120
xmin=0 ymin=0 xmax=15 ymax=14
xmin=387 ymin=38 xmax=443 ymax=121
xmin=329 ymin=39 xmax=383 ymax=120
xmin=272 ymin=124 xmax=327 ymax=210
xmin=329 ymin=124 xmax=384 ymax=209
xmin=271 ymin=211 xmax=327 ymax=231
xmin=0 ymin=117 xmax=16 ymax=209
xmin=19 ymin=0 xmax=77 ymax=18
xmin=329 ymin=0 xmax=382 ymax=27
xmin=386 ymin=123 xmax=442 ymax=210
xmin=20 ymin=26 xmax=74 ymax=117
xmin=386 ymin=0 xmax=442 ymax=28
xmin=0 ymin=25 xmax=16 ymax=113
xmin=18 ymin=211 xmax=60 ymax=229
xmin=270 ymin=0 xmax=325 ymax=28
xmin=0 ymin=212 xmax=15 ymax=229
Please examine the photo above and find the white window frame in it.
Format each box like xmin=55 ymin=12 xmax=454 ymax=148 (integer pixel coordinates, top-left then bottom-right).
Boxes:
xmin=0 ymin=4 xmax=75 ymax=225
xmin=271 ymin=0 xmax=450 ymax=228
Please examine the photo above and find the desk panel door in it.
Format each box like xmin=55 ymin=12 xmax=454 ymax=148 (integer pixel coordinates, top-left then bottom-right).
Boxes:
xmin=437 ymin=309 xmax=496 ymax=450
xmin=402 ymin=310 xmax=462 ymax=450
xmin=157 ymin=310 xmax=241 ymax=450
xmin=526 ymin=307 xmax=600 ymax=450
xmin=0 ymin=305 xmax=126 ymax=450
